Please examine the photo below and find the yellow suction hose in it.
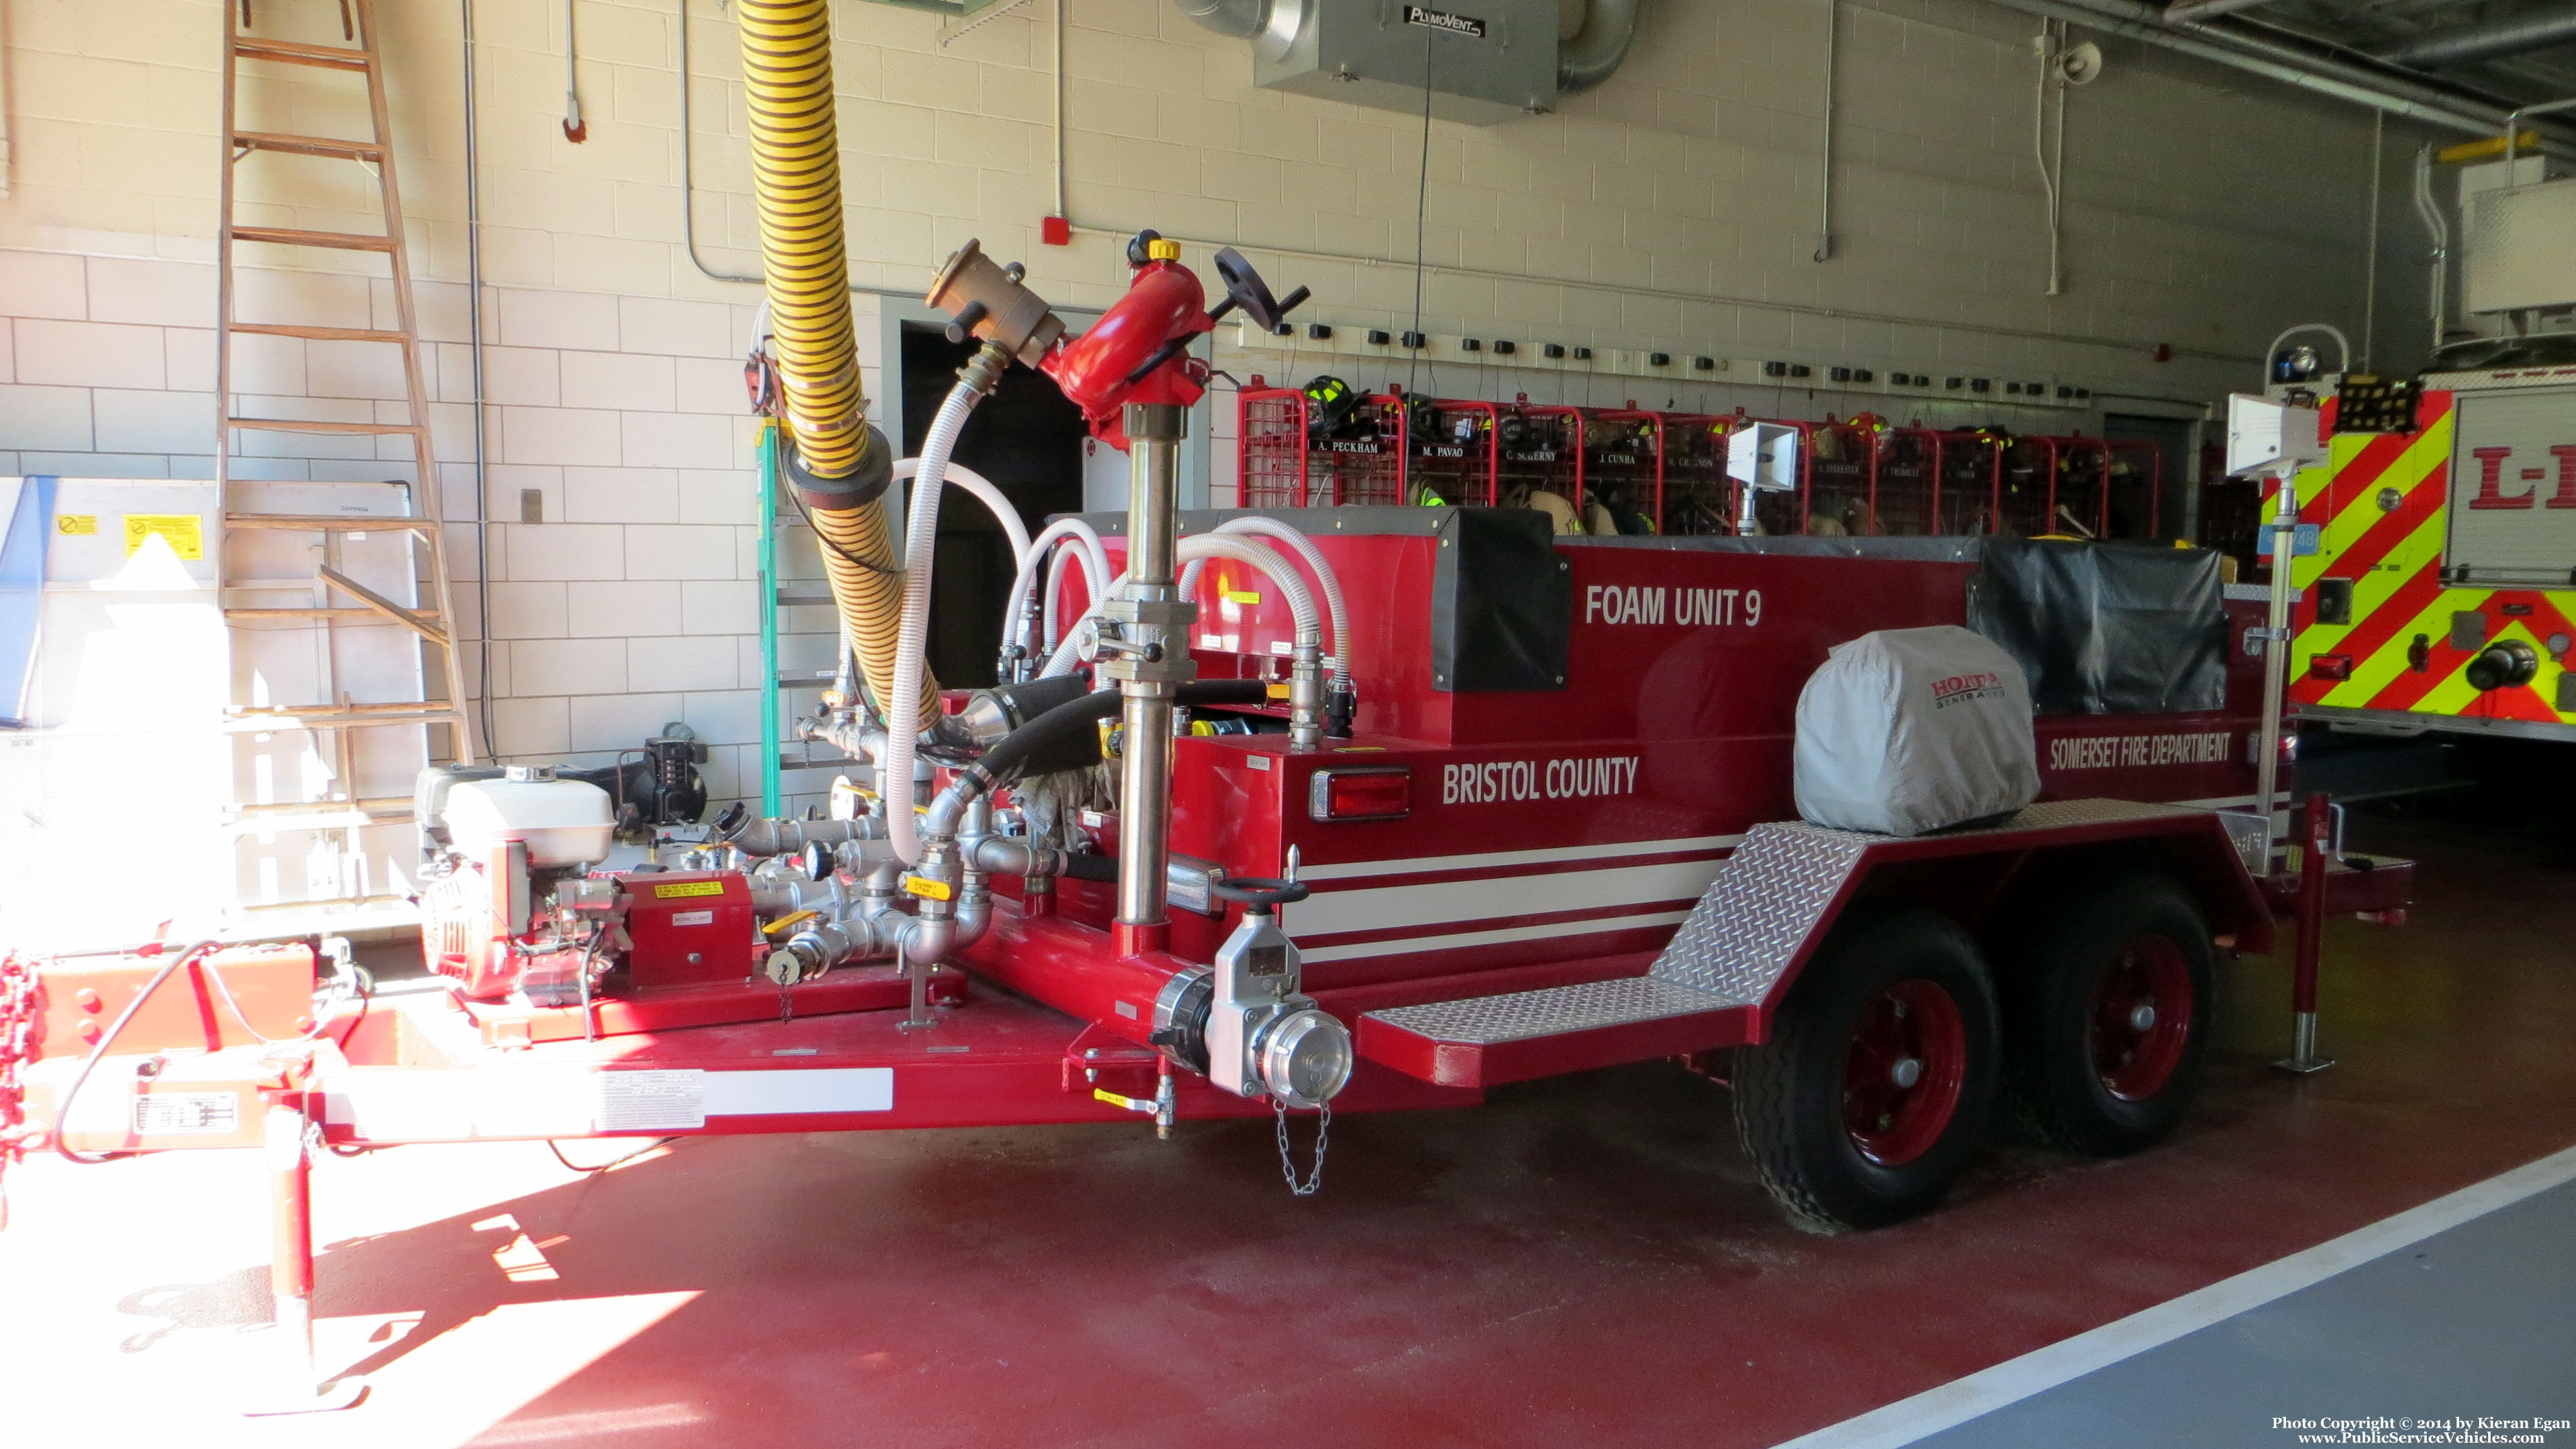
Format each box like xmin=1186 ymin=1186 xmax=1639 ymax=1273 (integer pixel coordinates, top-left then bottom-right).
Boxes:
xmin=738 ymin=0 xmax=937 ymax=720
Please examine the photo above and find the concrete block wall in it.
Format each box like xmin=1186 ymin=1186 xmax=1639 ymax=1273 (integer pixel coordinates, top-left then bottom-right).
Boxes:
xmin=0 ymin=0 xmax=2429 ymax=815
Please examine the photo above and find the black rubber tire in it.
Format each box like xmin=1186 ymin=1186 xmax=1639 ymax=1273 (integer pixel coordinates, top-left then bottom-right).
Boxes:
xmin=1732 ymin=908 xmax=2002 ymax=1233
xmin=2001 ymin=873 xmax=2216 ymax=1158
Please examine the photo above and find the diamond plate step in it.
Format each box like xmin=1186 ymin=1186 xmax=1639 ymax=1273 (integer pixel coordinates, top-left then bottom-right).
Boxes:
xmin=1353 ymin=800 xmax=2233 ymax=1091
xmin=1357 ymin=975 xmax=1749 ymax=1089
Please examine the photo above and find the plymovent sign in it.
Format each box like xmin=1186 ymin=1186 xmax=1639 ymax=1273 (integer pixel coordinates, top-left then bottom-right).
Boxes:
xmin=1404 ymin=5 xmax=1486 ymax=37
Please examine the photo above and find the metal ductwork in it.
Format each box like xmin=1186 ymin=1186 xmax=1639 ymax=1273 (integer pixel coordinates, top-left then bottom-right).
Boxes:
xmin=1173 ymin=0 xmax=1274 ymax=37
xmin=2377 ymin=5 xmax=2576 ymax=69
xmin=1559 ymin=0 xmax=1641 ymax=93
xmin=1983 ymin=0 xmax=2575 ymax=152
xmin=1173 ymin=0 xmax=1641 ymax=122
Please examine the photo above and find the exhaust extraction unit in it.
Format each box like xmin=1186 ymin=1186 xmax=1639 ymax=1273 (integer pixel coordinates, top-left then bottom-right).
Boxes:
xmin=1174 ymin=0 xmax=1640 ymax=123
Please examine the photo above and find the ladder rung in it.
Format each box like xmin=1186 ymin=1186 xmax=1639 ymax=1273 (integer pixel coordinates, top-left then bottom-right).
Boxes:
xmin=227 ymin=709 xmax=466 ymax=732
xmin=225 ymin=415 xmax=419 ymax=435
xmin=778 ymin=671 xmax=839 ymax=689
xmin=231 ymin=322 xmax=409 ymax=344
xmin=231 ymin=225 xmax=397 ymax=253
xmin=228 ymin=797 xmax=413 ymax=822
xmin=232 ymin=699 xmax=456 ymax=718
xmin=775 ymin=587 xmax=836 ymax=605
xmin=224 ymin=513 xmax=431 ymax=530
xmin=225 ymin=607 xmax=444 ymax=622
xmin=233 ymin=130 xmax=382 ymax=162
xmin=234 ymin=36 xmax=372 ymax=71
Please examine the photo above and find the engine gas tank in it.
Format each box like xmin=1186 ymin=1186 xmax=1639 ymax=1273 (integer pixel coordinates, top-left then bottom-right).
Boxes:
xmin=446 ymin=776 xmax=614 ymax=868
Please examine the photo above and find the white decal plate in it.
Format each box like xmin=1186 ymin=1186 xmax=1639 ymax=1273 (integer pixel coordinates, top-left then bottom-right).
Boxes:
xmin=134 ymin=1092 xmax=240 ymax=1136
xmin=597 ymin=1070 xmax=707 ymax=1131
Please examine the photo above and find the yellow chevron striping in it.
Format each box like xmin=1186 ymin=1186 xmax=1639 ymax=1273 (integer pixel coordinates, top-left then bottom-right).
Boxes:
xmin=2303 ymin=507 xmax=2451 ymax=689
xmin=2314 ymin=421 xmax=2449 ymax=562
xmin=2320 ymin=577 xmax=2486 ymax=707
xmin=2410 ymin=618 xmax=2554 ymax=716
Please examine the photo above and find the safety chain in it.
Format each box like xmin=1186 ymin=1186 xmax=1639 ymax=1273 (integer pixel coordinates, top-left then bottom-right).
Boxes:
xmin=0 ymin=951 xmax=41 ymax=1229
xmin=1271 ymin=1096 xmax=1329 ymax=1198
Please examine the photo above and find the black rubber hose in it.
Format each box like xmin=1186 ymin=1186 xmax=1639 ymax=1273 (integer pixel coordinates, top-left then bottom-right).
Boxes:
xmin=54 ymin=941 xmax=218 ymax=1164
xmin=1176 ymin=679 xmax=1272 ymax=706
xmin=1059 ymin=853 xmax=1121 ymax=882
xmin=963 ymin=678 xmax=1269 ymax=792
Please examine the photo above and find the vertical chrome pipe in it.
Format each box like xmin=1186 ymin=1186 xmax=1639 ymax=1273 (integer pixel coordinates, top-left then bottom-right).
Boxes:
xmin=2253 ymin=472 xmax=2299 ymax=859
xmin=1116 ymin=404 xmax=1187 ymax=943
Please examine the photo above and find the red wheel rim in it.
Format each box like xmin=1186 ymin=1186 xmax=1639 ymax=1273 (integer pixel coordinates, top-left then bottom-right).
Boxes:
xmin=2090 ymin=934 xmax=2193 ymax=1101
xmin=1841 ymin=979 xmax=1968 ymax=1167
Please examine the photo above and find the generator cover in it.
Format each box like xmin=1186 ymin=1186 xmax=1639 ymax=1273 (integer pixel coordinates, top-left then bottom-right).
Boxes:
xmin=1794 ymin=626 xmax=2039 ymax=837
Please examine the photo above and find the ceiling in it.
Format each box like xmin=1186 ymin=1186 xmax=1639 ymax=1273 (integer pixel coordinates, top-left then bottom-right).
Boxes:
xmin=2201 ymin=1 xmax=2576 ymax=105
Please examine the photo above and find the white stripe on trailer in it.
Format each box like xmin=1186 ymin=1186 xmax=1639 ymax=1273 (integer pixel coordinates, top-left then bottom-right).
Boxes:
xmin=1295 ymin=858 xmax=1726 ymax=937
xmin=324 ymin=1066 xmax=893 ymax=1142
xmin=1297 ymin=908 xmax=1695 ymax=963
xmin=1296 ymin=833 xmax=1742 ymax=882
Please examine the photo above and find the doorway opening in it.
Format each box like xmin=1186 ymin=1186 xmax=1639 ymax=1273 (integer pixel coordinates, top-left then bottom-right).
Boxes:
xmin=2104 ymin=413 xmax=2196 ymax=542
xmin=898 ymin=324 xmax=1088 ymax=689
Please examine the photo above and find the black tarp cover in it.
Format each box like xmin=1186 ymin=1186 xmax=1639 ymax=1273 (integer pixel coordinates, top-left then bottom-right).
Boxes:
xmin=1966 ymin=537 xmax=2227 ymax=715
xmin=1432 ymin=508 xmax=1572 ymax=693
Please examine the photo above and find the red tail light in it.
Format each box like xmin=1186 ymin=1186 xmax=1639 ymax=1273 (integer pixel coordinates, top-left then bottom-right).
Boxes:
xmin=1311 ymin=766 xmax=1410 ymax=822
xmin=2309 ymin=653 xmax=2354 ymax=682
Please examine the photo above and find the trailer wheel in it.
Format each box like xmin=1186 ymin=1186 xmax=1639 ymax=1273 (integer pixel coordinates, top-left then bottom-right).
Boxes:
xmin=2002 ymin=874 xmax=2214 ymax=1158
xmin=1733 ymin=909 xmax=2000 ymax=1232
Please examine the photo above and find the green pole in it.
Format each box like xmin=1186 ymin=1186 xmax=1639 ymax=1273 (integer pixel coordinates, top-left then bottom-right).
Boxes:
xmin=757 ymin=419 xmax=783 ymax=818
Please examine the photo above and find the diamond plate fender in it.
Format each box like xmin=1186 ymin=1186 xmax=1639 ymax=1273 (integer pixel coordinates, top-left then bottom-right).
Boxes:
xmin=1355 ymin=800 xmax=2276 ymax=1087
xmin=1657 ymin=799 xmax=2274 ymax=1041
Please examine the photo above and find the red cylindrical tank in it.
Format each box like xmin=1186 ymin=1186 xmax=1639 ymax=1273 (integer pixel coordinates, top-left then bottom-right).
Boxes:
xmin=963 ymin=910 xmax=1194 ymax=1054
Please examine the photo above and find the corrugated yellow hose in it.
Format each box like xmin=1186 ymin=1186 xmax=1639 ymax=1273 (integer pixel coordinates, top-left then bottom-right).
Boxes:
xmin=738 ymin=0 xmax=937 ymax=719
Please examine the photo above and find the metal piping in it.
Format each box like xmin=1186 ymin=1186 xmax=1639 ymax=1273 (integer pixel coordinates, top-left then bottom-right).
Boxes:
xmin=2161 ymin=0 xmax=2278 ymax=18
xmin=1172 ymin=0 xmax=1271 ymax=38
xmin=2412 ymin=141 xmax=2448 ymax=355
xmin=1559 ymin=0 xmax=1642 ymax=94
xmin=1813 ymin=0 xmax=1837 ymax=264
xmin=1983 ymin=0 xmax=2575 ymax=151
xmin=1114 ymin=404 xmax=1188 ymax=943
xmin=2377 ymin=6 xmax=2576 ymax=70
xmin=461 ymin=0 xmax=496 ymax=762
xmin=676 ymin=0 xmax=909 ymax=298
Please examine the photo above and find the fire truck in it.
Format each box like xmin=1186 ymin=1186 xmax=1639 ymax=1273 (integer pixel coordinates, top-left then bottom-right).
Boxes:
xmin=2280 ymin=134 xmax=2576 ymax=745
xmin=2283 ymin=341 xmax=2576 ymax=742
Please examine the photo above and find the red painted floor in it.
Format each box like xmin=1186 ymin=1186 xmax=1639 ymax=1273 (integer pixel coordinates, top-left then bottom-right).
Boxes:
xmin=5 ymin=813 xmax=2573 ymax=1448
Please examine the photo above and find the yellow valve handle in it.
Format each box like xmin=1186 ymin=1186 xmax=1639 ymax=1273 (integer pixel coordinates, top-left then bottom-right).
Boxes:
xmin=762 ymin=910 xmax=820 ymax=937
xmin=902 ymin=875 xmax=953 ymax=902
